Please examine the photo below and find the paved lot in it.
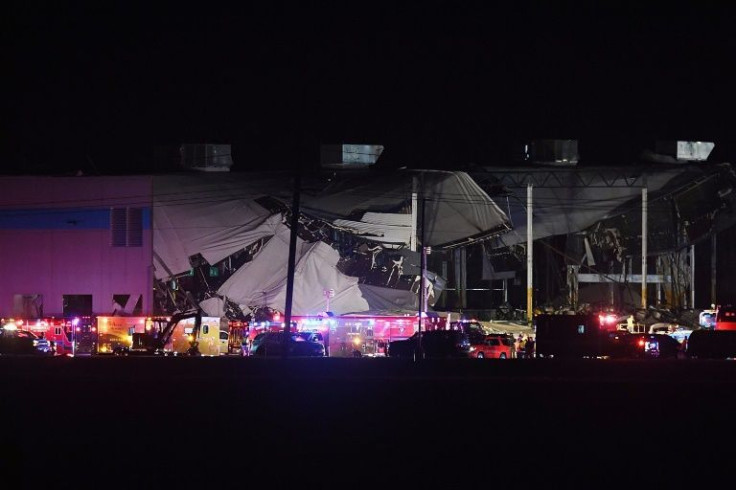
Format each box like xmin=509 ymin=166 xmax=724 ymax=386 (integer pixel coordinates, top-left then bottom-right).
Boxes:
xmin=2 ymin=356 xmax=735 ymax=488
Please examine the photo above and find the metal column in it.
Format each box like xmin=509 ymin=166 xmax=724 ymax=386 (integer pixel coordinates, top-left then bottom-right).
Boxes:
xmin=641 ymin=186 xmax=647 ymax=309
xmin=690 ymin=245 xmax=695 ymax=309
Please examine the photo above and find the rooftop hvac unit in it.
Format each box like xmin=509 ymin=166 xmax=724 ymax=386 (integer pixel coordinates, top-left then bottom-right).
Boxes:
xmin=521 ymin=139 xmax=579 ymax=166
xmin=655 ymin=141 xmax=714 ymax=162
xmin=180 ymin=144 xmax=233 ymax=172
xmin=320 ymin=144 xmax=384 ymax=169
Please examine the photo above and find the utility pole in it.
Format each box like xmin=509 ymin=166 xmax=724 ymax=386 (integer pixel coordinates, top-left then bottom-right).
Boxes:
xmin=417 ymin=175 xmax=426 ymax=362
xmin=283 ymin=170 xmax=301 ymax=358
xmin=711 ymin=234 xmax=717 ymax=305
xmin=527 ymin=182 xmax=533 ymax=327
xmin=410 ymin=176 xmax=418 ymax=252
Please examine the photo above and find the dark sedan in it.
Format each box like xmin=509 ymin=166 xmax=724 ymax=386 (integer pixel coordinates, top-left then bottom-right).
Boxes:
xmin=250 ymin=331 xmax=325 ymax=357
xmin=620 ymin=333 xmax=683 ymax=359
xmin=0 ymin=327 xmax=54 ymax=355
xmin=388 ymin=330 xmax=472 ymax=359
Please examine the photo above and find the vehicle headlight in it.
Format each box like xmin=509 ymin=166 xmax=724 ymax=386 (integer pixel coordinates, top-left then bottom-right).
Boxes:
xmin=33 ymin=340 xmax=39 ymax=346
xmin=469 ymin=346 xmax=476 ymax=352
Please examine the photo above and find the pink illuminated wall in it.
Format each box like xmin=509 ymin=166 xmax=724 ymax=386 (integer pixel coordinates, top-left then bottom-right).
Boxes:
xmin=0 ymin=176 xmax=154 ymax=317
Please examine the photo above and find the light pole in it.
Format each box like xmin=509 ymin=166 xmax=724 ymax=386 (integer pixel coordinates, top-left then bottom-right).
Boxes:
xmin=323 ymin=288 xmax=335 ymax=313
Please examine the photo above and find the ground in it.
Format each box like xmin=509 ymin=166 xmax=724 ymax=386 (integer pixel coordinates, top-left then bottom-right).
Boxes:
xmin=2 ymin=356 xmax=735 ymax=488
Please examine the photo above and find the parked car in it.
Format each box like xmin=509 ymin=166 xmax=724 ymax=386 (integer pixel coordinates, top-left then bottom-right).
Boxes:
xmin=448 ymin=320 xmax=487 ymax=344
xmin=250 ymin=332 xmax=325 ymax=357
xmin=0 ymin=326 xmax=53 ymax=355
xmin=471 ymin=334 xmax=515 ymax=359
xmin=618 ymin=333 xmax=683 ymax=359
xmin=296 ymin=331 xmax=324 ymax=346
xmin=388 ymin=330 xmax=472 ymax=359
xmin=686 ymin=329 xmax=736 ymax=359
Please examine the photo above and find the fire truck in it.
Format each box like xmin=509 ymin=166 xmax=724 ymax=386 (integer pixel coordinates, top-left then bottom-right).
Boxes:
xmin=226 ymin=320 xmax=249 ymax=354
xmin=715 ymin=305 xmax=736 ymax=330
xmin=327 ymin=313 xmax=445 ymax=358
xmin=240 ymin=309 xmax=448 ymax=357
xmin=10 ymin=316 xmax=96 ymax=355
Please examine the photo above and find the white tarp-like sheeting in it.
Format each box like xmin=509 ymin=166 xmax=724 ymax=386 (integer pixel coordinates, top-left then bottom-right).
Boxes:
xmin=153 ymin=175 xmax=279 ymax=278
xmin=357 ymin=283 xmax=423 ymax=311
xmin=153 ymin=170 xmax=511 ymax=278
xmin=152 ymin=170 xmax=511 ymax=315
xmin=299 ymin=169 xmax=511 ymax=248
xmin=332 ymin=212 xmax=412 ymax=248
xmin=199 ymin=296 xmax=226 ymax=317
xmin=217 ymin=222 xmax=369 ymax=315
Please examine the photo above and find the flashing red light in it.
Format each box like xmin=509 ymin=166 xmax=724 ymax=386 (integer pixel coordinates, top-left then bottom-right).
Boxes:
xmin=91 ymin=326 xmax=96 ymax=332
xmin=638 ymin=339 xmax=645 ymax=347
xmin=273 ymin=312 xmax=281 ymax=321
xmin=599 ymin=314 xmax=618 ymax=326
xmin=76 ymin=327 xmax=81 ymax=332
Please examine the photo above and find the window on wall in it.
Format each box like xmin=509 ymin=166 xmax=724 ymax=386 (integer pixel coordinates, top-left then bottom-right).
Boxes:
xmin=63 ymin=295 xmax=93 ymax=317
xmin=111 ymin=208 xmax=143 ymax=247
xmin=112 ymin=294 xmax=143 ymax=316
xmin=13 ymin=294 xmax=43 ymax=317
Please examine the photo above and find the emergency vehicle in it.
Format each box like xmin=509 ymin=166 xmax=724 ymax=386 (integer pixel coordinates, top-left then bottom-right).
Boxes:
xmin=9 ymin=316 xmax=95 ymax=355
xmin=535 ymin=312 xmax=623 ymax=358
xmin=241 ymin=310 xmax=447 ymax=357
xmin=96 ymin=316 xmax=150 ymax=354
xmin=9 ymin=318 xmax=71 ymax=355
xmin=121 ymin=310 xmax=223 ymax=356
xmin=327 ymin=313 xmax=445 ymax=357
xmin=226 ymin=320 xmax=248 ymax=354
xmin=168 ymin=315 xmax=224 ymax=356
xmin=715 ymin=305 xmax=736 ymax=330
xmin=242 ymin=312 xmax=291 ymax=355
xmin=68 ymin=316 xmax=97 ymax=355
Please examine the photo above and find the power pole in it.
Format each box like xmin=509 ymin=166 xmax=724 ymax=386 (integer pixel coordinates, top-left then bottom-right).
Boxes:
xmin=283 ymin=170 xmax=301 ymax=358
xmin=527 ymin=182 xmax=533 ymax=327
xmin=417 ymin=174 xmax=426 ymax=361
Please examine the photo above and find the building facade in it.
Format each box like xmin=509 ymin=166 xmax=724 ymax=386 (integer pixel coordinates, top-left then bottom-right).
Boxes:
xmin=0 ymin=176 xmax=154 ymax=317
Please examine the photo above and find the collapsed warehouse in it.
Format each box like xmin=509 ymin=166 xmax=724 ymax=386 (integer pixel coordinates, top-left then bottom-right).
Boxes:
xmin=469 ymin=141 xmax=736 ymax=327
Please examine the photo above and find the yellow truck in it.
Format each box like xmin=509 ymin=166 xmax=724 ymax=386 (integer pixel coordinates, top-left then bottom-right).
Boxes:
xmin=121 ymin=310 xmax=227 ymax=356
xmin=168 ymin=315 xmax=225 ymax=356
xmin=96 ymin=316 xmax=150 ymax=354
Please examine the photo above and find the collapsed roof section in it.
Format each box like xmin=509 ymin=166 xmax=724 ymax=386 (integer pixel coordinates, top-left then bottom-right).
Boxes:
xmin=297 ymin=169 xmax=512 ymax=248
xmin=152 ymin=170 xmax=511 ymax=317
xmin=476 ymin=163 xmax=736 ymax=253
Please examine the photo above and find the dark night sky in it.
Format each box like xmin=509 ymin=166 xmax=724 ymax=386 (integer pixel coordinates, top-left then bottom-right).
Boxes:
xmin=5 ymin=1 xmax=736 ymax=174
